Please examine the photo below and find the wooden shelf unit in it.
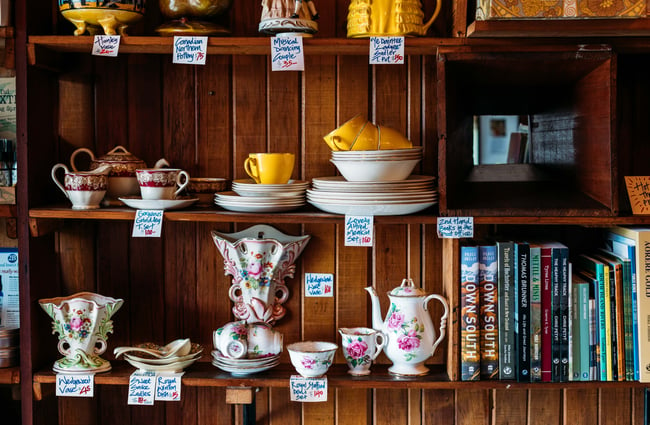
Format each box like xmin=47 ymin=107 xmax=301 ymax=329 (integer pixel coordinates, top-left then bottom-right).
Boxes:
xmin=0 ymin=366 xmax=19 ymax=385
xmin=15 ymin=2 xmax=650 ymax=425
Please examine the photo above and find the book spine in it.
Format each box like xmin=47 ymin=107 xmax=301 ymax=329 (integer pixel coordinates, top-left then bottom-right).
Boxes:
xmin=602 ymin=265 xmax=613 ymax=381
xmin=541 ymin=247 xmax=553 ymax=382
xmin=551 ymin=248 xmax=562 ymax=382
xmin=559 ymin=248 xmax=569 ymax=382
xmin=572 ymin=281 xmax=590 ymax=381
xmin=479 ymin=244 xmax=499 ymax=380
xmin=517 ymin=242 xmax=530 ymax=382
xmin=623 ymin=260 xmax=633 ymax=381
xmin=589 ymin=297 xmax=597 ymax=380
xmin=460 ymin=245 xmax=480 ymax=381
xmin=529 ymin=246 xmax=542 ymax=382
xmin=498 ymin=241 xmax=516 ymax=380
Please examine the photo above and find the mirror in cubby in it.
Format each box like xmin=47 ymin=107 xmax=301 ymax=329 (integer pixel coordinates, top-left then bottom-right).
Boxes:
xmin=438 ymin=47 xmax=617 ymax=217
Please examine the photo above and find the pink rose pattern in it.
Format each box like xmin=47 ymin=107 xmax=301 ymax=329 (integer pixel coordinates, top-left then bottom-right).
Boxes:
xmin=386 ymin=304 xmax=424 ymax=362
xmin=344 ymin=338 xmax=370 ymax=368
xmin=62 ymin=309 xmax=92 ymax=340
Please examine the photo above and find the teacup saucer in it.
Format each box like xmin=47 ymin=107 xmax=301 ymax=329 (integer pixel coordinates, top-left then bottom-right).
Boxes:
xmin=118 ymin=196 xmax=199 ymax=211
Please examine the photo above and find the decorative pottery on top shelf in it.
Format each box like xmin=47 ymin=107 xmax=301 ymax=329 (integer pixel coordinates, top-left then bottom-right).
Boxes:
xmin=347 ymin=0 xmax=440 ymax=37
xmin=39 ymin=292 xmax=124 ymax=374
xmin=58 ymin=0 xmax=146 ymax=36
xmin=71 ymin=145 xmax=169 ymax=206
xmin=211 ymin=224 xmax=311 ymax=324
xmin=366 ymin=278 xmax=449 ymax=376
xmin=259 ymin=0 xmax=319 ymax=35
xmin=156 ymin=0 xmax=233 ymax=36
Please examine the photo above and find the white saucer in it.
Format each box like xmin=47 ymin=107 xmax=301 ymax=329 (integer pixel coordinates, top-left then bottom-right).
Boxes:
xmin=118 ymin=196 xmax=199 ymax=211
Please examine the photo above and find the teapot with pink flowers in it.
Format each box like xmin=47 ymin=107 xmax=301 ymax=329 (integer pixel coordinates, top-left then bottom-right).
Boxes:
xmin=366 ymin=278 xmax=449 ymax=376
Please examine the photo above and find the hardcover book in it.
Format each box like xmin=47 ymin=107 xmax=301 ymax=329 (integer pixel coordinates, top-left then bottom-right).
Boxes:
xmin=497 ymin=240 xmax=516 ymax=380
xmin=461 ymin=245 xmax=481 ymax=381
xmin=571 ymin=272 xmax=590 ymax=381
xmin=539 ymin=243 xmax=553 ymax=382
xmin=529 ymin=245 xmax=542 ymax=382
xmin=516 ymin=242 xmax=530 ymax=382
xmin=479 ymin=244 xmax=499 ymax=379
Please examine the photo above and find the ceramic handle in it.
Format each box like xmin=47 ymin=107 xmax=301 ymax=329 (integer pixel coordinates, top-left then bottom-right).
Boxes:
xmin=153 ymin=158 xmax=170 ymax=169
xmin=174 ymin=170 xmax=190 ymax=197
xmin=58 ymin=339 xmax=71 ymax=356
xmin=70 ymin=147 xmax=95 ymax=172
xmin=275 ymin=284 xmax=289 ymax=304
xmin=423 ymin=294 xmax=449 ymax=356
xmin=94 ymin=337 xmax=107 ymax=355
xmin=51 ymin=163 xmax=70 ymax=199
xmin=107 ymin=145 xmax=129 ymax=155
xmin=244 ymin=158 xmax=260 ymax=183
xmin=422 ymin=0 xmax=441 ymax=34
xmin=371 ymin=332 xmax=386 ymax=360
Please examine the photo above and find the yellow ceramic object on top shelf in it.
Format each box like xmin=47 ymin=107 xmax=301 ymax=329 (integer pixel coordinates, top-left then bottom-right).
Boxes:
xmin=58 ymin=0 xmax=145 ymax=36
xmin=323 ymin=115 xmax=413 ymax=151
xmin=347 ymin=0 xmax=441 ymax=38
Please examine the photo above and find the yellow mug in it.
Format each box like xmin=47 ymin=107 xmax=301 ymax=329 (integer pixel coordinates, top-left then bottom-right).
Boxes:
xmin=244 ymin=153 xmax=295 ymax=184
xmin=323 ymin=114 xmax=367 ymax=151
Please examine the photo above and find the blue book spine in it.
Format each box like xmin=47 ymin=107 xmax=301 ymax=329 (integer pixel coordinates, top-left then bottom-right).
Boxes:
xmin=479 ymin=244 xmax=499 ymax=379
xmin=460 ymin=245 xmax=480 ymax=381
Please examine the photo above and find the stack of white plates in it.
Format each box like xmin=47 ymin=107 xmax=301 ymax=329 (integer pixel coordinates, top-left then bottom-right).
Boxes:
xmin=211 ymin=350 xmax=281 ymax=375
xmin=308 ymin=175 xmax=437 ymax=216
xmin=330 ymin=147 xmax=423 ymax=161
xmin=215 ymin=180 xmax=309 ymax=213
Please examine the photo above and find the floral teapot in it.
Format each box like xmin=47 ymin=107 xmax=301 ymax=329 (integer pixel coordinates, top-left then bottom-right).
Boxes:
xmin=366 ymin=278 xmax=449 ymax=376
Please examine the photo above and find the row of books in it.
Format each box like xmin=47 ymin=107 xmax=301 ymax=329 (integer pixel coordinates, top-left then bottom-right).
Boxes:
xmin=460 ymin=226 xmax=650 ymax=382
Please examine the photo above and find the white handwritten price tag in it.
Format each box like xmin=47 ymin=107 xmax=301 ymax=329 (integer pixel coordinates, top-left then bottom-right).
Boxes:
xmin=128 ymin=371 xmax=156 ymax=405
xmin=173 ymin=36 xmax=208 ymax=65
xmin=436 ymin=217 xmax=474 ymax=238
xmin=155 ymin=373 xmax=183 ymax=401
xmin=271 ymin=36 xmax=304 ymax=71
xmin=305 ymin=273 xmax=334 ymax=297
xmin=132 ymin=210 xmax=163 ymax=237
xmin=56 ymin=374 xmax=94 ymax=397
xmin=344 ymin=215 xmax=373 ymax=246
xmin=369 ymin=37 xmax=405 ymax=65
xmin=290 ymin=375 xmax=328 ymax=402
xmin=92 ymin=35 xmax=120 ymax=57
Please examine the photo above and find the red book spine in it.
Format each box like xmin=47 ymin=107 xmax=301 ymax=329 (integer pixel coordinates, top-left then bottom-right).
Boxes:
xmin=541 ymin=246 xmax=553 ymax=382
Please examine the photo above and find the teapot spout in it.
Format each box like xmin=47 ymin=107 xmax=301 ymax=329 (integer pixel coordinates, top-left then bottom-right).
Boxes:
xmin=365 ymin=286 xmax=384 ymax=332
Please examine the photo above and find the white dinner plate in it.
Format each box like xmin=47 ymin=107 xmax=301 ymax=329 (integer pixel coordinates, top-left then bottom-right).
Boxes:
xmin=215 ymin=201 xmax=304 ymax=213
xmin=216 ymin=191 xmax=304 ymax=203
xmin=211 ymin=359 xmax=280 ymax=375
xmin=306 ymin=189 xmax=436 ymax=201
xmin=119 ymin=196 xmax=199 ymax=211
xmin=308 ymin=200 xmax=436 ymax=216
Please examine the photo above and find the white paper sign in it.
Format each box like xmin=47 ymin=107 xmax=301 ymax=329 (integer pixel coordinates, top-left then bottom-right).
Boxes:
xmin=128 ymin=371 xmax=156 ymax=405
xmin=290 ymin=375 xmax=328 ymax=402
xmin=173 ymin=36 xmax=208 ymax=65
xmin=436 ymin=217 xmax=474 ymax=238
xmin=155 ymin=373 xmax=183 ymax=401
xmin=56 ymin=374 xmax=94 ymax=397
xmin=369 ymin=37 xmax=405 ymax=65
xmin=344 ymin=215 xmax=373 ymax=246
xmin=132 ymin=210 xmax=164 ymax=237
xmin=92 ymin=35 xmax=120 ymax=57
xmin=271 ymin=36 xmax=305 ymax=71
xmin=305 ymin=273 xmax=334 ymax=297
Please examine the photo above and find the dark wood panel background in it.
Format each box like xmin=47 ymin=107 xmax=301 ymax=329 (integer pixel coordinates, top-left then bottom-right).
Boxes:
xmin=19 ymin=0 xmax=650 ymax=424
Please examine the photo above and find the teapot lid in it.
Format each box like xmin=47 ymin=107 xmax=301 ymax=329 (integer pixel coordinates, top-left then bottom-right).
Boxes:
xmin=96 ymin=145 xmax=144 ymax=163
xmin=389 ymin=278 xmax=426 ymax=296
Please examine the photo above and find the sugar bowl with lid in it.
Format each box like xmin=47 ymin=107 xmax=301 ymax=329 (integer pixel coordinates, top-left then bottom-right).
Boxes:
xmin=70 ymin=145 xmax=169 ymax=205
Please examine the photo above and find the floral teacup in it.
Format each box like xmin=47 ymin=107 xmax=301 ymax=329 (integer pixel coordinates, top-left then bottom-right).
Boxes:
xmin=213 ymin=320 xmax=248 ymax=359
xmin=287 ymin=341 xmax=337 ymax=378
xmin=339 ymin=327 xmax=385 ymax=376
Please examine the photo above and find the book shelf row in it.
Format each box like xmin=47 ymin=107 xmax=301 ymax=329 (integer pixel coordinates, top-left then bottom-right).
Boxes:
xmin=460 ymin=226 xmax=650 ymax=383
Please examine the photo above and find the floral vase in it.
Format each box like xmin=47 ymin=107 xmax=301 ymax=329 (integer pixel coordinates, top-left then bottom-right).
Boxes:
xmin=39 ymin=292 xmax=124 ymax=374
xmin=211 ymin=224 xmax=310 ymax=324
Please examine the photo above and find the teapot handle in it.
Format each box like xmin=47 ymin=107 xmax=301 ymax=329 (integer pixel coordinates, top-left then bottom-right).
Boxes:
xmin=423 ymin=294 xmax=449 ymax=357
xmin=70 ymin=148 xmax=96 ymax=172
xmin=153 ymin=158 xmax=170 ymax=169
xmin=422 ymin=0 xmax=442 ymax=34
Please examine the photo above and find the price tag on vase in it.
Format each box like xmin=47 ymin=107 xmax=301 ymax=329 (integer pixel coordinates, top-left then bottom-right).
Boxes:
xmin=132 ymin=210 xmax=164 ymax=237
xmin=289 ymin=375 xmax=328 ymax=402
xmin=56 ymin=374 xmax=94 ymax=397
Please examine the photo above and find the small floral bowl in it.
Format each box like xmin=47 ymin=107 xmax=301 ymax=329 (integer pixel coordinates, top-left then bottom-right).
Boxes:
xmin=287 ymin=341 xmax=338 ymax=378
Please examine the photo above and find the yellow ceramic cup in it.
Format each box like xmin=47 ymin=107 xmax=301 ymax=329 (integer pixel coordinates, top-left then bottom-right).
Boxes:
xmin=244 ymin=153 xmax=295 ymax=184
xmin=377 ymin=125 xmax=413 ymax=150
xmin=323 ymin=115 xmax=367 ymax=151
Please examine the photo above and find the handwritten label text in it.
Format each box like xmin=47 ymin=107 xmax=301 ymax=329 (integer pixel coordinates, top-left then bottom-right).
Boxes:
xmin=290 ymin=375 xmax=328 ymax=402
xmin=271 ymin=36 xmax=305 ymax=71
xmin=305 ymin=273 xmax=334 ymax=297
xmin=345 ymin=215 xmax=373 ymax=246
xmin=369 ymin=37 xmax=405 ymax=65
xmin=56 ymin=374 xmax=94 ymax=397
xmin=437 ymin=217 xmax=474 ymax=238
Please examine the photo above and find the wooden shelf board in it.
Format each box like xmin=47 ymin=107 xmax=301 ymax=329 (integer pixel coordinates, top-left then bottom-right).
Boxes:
xmin=0 ymin=204 xmax=16 ymax=218
xmin=32 ymin=362 xmax=650 ymax=390
xmin=467 ymin=18 xmax=650 ymax=38
xmin=0 ymin=366 xmax=20 ymax=384
xmin=27 ymin=204 xmax=650 ymax=228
